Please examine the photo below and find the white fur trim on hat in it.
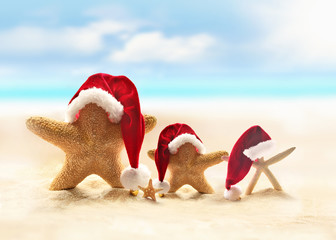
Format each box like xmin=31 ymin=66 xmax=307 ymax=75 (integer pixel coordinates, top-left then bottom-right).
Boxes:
xmin=168 ymin=133 xmax=206 ymax=154
xmin=120 ymin=164 xmax=151 ymax=190
xmin=65 ymin=87 xmax=124 ymax=123
xmin=243 ymin=140 xmax=276 ymax=161
xmin=153 ymin=179 xmax=170 ymax=194
xmin=224 ymin=185 xmax=242 ymax=201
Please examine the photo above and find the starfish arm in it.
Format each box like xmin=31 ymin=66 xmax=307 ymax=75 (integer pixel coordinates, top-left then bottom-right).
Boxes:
xmin=148 ymin=179 xmax=153 ymax=186
xmin=49 ymin=155 xmax=90 ymax=190
xmin=265 ymin=147 xmax=296 ymax=166
xmin=263 ymin=167 xmax=283 ymax=191
xmin=168 ymin=175 xmax=185 ymax=193
xmin=196 ymin=151 xmax=228 ymax=168
xmin=245 ymin=168 xmax=262 ymax=195
xmin=189 ymin=175 xmax=215 ymax=194
xmin=26 ymin=116 xmax=78 ymax=150
xmin=147 ymin=149 xmax=155 ymax=160
xmin=144 ymin=115 xmax=157 ymax=133
xmin=155 ymin=188 xmax=163 ymax=193
xmin=96 ymin=160 xmax=124 ymax=188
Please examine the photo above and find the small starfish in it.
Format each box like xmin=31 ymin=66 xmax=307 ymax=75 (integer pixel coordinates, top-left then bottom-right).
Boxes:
xmin=138 ymin=179 xmax=162 ymax=201
xmin=148 ymin=143 xmax=228 ymax=194
xmin=222 ymin=147 xmax=295 ymax=195
xmin=245 ymin=147 xmax=296 ymax=195
xmin=26 ymin=103 xmax=157 ymax=191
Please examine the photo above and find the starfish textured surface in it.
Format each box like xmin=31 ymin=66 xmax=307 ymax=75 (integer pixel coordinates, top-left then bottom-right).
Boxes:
xmin=26 ymin=103 xmax=157 ymax=191
xmin=138 ymin=179 xmax=162 ymax=201
xmin=148 ymin=143 xmax=228 ymax=194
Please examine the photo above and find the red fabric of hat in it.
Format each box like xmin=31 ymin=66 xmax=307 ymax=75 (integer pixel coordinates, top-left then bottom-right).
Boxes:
xmin=106 ymin=75 xmax=145 ymax=169
xmin=225 ymin=125 xmax=273 ymax=191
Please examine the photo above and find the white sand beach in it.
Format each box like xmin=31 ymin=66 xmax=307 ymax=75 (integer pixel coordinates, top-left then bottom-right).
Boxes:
xmin=0 ymin=97 xmax=335 ymax=240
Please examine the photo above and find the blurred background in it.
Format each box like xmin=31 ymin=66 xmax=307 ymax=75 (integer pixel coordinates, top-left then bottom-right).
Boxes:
xmin=1 ymin=0 xmax=335 ymax=101
xmin=0 ymin=2 xmax=336 ymax=239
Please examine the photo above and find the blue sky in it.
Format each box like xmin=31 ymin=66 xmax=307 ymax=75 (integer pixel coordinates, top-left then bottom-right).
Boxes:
xmin=1 ymin=0 xmax=336 ymax=98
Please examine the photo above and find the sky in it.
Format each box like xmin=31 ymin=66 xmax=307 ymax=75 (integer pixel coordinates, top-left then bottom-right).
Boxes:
xmin=0 ymin=0 xmax=336 ymax=98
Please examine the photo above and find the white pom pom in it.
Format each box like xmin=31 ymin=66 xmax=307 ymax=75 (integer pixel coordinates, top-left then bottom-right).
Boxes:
xmin=120 ymin=164 xmax=151 ymax=190
xmin=224 ymin=185 xmax=242 ymax=201
xmin=153 ymin=179 xmax=170 ymax=194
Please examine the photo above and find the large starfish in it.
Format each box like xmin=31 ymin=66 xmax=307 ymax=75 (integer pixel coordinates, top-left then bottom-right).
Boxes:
xmin=26 ymin=103 xmax=157 ymax=191
xmin=148 ymin=143 xmax=228 ymax=194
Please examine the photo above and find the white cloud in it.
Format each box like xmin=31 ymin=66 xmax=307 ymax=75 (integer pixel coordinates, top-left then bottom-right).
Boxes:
xmin=249 ymin=0 xmax=336 ymax=68
xmin=0 ymin=20 xmax=136 ymax=55
xmin=109 ymin=31 xmax=216 ymax=63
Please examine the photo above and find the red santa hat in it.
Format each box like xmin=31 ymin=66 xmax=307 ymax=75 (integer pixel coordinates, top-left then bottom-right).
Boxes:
xmin=66 ymin=73 xmax=150 ymax=190
xmin=224 ymin=125 xmax=275 ymax=200
xmin=153 ymin=123 xmax=206 ymax=194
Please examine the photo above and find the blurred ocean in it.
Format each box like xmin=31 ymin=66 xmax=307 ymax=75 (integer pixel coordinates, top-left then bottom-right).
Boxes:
xmin=1 ymin=79 xmax=336 ymax=99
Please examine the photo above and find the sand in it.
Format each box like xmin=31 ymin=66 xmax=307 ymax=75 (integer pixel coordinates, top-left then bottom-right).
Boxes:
xmin=0 ymin=97 xmax=335 ymax=240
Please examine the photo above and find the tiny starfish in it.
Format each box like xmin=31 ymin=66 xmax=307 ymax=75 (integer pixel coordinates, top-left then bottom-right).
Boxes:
xmin=26 ymin=103 xmax=157 ymax=191
xmin=138 ymin=179 xmax=162 ymax=201
xmin=148 ymin=143 xmax=228 ymax=194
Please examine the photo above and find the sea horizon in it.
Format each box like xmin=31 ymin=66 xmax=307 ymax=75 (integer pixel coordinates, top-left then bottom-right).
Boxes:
xmin=1 ymin=78 xmax=336 ymax=99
